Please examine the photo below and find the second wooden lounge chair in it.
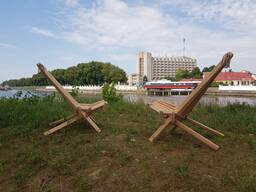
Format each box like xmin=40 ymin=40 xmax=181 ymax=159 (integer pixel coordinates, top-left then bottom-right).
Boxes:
xmin=148 ymin=52 xmax=234 ymax=151
xmin=37 ymin=63 xmax=107 ymax=136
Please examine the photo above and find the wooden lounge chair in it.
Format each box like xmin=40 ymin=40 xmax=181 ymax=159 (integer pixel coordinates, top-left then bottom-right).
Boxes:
xmin=148 ymin=52 xmax=234 ymax=151
xmin=37 ymin=63 xmax=107 ymax=136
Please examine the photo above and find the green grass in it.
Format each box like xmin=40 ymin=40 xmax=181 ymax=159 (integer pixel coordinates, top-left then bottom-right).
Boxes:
xmin=0 ymin=94 xmax=256 ymax=191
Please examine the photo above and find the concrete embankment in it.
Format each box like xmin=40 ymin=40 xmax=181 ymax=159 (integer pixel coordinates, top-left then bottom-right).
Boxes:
xmin=205 ymin=87 xmax=256 ymax=97
xmin=15 ymin=86 xmax=256 ymax=98
xmin=34 ymin=87 xmax=146 ymax=95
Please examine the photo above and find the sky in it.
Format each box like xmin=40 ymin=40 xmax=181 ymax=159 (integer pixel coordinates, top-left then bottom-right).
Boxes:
xmin=0 ymin=0 xmax=256 ymax=82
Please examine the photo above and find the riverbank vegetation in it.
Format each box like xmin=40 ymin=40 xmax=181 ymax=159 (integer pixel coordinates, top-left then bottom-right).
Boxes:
xmin=164 ymin=66 xmax=213 ymax=81
xmin=2 ymin=61 xmax=127 ymax=87
xmin=0 ymin=95 xmax=256 ymax=191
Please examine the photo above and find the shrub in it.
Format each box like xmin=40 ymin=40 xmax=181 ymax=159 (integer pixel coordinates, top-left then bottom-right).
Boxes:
xmin=102 ymin=83 xmax=122 ymax=102
xmin=210 ymin=81 xmax=220 ymax=87
xmin=71 ymin=86 xmax=79 ymax=97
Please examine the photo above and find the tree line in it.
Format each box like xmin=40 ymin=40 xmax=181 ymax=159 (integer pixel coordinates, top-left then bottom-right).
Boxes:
xmin=164 ymin=65 xmax=216 ymax=81
xmin=2 ymin=61 xmax=128 ymax=87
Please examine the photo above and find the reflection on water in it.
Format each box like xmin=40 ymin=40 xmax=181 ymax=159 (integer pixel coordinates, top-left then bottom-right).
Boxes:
xmin=124 ymin=94 xmax=256 ymax=106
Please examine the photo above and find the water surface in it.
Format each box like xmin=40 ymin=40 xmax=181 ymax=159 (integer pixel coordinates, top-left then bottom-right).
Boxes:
xmin=1 ymin=90 xmax=256 ymax=106
xmin=124 ymin=94 xmax=256 ymax=106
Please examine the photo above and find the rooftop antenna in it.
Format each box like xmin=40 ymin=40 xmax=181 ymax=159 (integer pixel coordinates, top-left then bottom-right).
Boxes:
xmin=183 ymin=38 xmax=186 ymax=57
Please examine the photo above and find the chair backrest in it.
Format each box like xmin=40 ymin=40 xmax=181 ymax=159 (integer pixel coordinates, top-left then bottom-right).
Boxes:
xmin=37 ymin=63 xmax=79 ymax=110
xmin=175 ymin=52 xmax=233 ymax=117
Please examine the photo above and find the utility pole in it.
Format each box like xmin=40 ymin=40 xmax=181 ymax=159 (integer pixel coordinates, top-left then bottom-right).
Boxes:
xmin=183 ymin=38 xmax=186 ymax=57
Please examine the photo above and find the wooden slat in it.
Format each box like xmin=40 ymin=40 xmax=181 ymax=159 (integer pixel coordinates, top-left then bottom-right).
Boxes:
xmin=149 ymin=116 xmax=174 ymax=142
xmin=80 ymin=111 xmax=101 ymax=133
xmin=149 ymin=103 xmax=172 ymax=114
xmin=175 ymin=120 xmax=220 ymax=151
xmin=91 ymin=100 xmax=107 ymax=111
xmin=158 ymin=101 xmax=176 ymax=109
xmin=44 ymin=115 xmax=81 ymax=135
xmin=175 ymin=52 xmax=233 ymax=117
xmin=149 ymin=103 xmax=160 ymax=112
xmin=157 ymin=101 xmax=176 ymax=110
xmin=37 ymin=63 xmax=79 ymax=110
xmin=49 ymin=114 xmax=76 ymax=126
xmin=186 ymin=117 xmax=224 ymax=137
xmin=80 ymin=100 xmax=107 ymax=111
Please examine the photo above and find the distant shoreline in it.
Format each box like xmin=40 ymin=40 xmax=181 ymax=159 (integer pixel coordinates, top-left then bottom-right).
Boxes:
xmin=8 ymin=86 xmax=256 ymax=97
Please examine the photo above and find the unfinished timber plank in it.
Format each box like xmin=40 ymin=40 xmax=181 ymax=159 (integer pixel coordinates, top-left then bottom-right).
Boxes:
xmin=80 ymin=111 xmax=101 ymax=133
xmin=158 ymin=101 xmax=176 ymax=110
xmin=149 ymin=103 xmax=163 ymax=114
xmin=149 ymin=116 xmax=174 ymax=142
xmin=175 ymin=120 xmax=220 ymax=151
xmin=149 ymin=103 xmax=172 ymax=114
xmin=37 ymin=63 xmax=79 ymax=110
xmin=44 ymin=115 xmax=81 ymax=136
xmin=175 ymin=52 xmax=233 ymax=118
xmin=90 ymin=100 xmax=107 ymax=111
xmin=49 ymin=114 xmax=76 ymax=126
xmin=186 ymin=117 xmax=224 ymax=137
xmin=85 ymin=116 xmax=101 ymax=133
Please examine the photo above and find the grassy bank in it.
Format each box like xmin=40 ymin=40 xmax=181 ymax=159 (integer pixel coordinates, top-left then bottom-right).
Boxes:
xmin=0 ymin=95 xmax=256 ymax=191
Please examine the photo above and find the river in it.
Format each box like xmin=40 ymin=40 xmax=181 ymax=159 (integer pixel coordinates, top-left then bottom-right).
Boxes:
xmin=0 ymin=90 xmax=49 ymax=98
xmin=123 ymin=94 xmax=256 ymax=106
xmin=1 ymin=90 xmax=256 ymax=106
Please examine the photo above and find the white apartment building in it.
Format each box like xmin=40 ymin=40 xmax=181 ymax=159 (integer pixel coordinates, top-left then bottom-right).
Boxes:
xmin=137 ymin=52 xmax=197 ymax=82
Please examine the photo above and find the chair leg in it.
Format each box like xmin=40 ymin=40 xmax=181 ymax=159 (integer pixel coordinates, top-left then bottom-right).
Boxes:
xmin=169 ymin=125 xmax=177 ymax=134
xmin=186 ymin=117 xmax=224 ymax=137
xmin=149 ymin=116 xmax=174 ymax=142
xmin=44 ymin=115 xmax=81 ymax=136
xmin=80 ymin=111 xmax=101 ymax=133
xmin=49 ymin=114 xmax=76 ymax=126
xmin=85 ymin=116 xmax=101 ymax=133
xmin=89 ymin=116 xmax=96 ymax=123
xmin=175 ymin=120 xmax=220 ymax=151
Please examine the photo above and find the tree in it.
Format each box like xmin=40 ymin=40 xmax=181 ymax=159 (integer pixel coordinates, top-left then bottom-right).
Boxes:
xmin=163 ymin=76 xmax=176 ymax=81
xmin=202 ymin=65 xmax=215 ymax=72
xmin=175 ymin=69 xmax=190 ymax=81
xmin=142 ymin=75 xmax=148 ymax=85
xmin=3 ymin=61 xmax=128 ymax=87
xmin=190 ymin=67 xmax=202 ymax=79
xmin=31 ymin=73 xmax=48 ymax=86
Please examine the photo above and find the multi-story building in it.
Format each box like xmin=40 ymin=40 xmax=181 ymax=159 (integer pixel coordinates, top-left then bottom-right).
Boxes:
xmin=137 ymin=52 xmax=197 ymax=82
xmin=127 ymin=73 xmax=139 ymax=86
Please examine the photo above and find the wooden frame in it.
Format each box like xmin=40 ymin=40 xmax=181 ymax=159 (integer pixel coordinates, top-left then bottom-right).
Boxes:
xmin=148 ymin=52 xmax=234 ymax=151
xmin=37 ymin=63 xmax=107 ymax=136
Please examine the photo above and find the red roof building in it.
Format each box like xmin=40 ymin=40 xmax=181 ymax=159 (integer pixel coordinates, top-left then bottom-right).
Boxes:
xmin=180 ymin=78 xmax=203 ymax=84
xmin=203 ymin=71 xmax=255 ymax=85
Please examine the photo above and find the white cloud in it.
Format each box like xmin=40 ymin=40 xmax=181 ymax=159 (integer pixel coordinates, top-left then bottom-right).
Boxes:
xmin=30 ymin=27 xmax=55 ymax=37
xmin=162 ymin=0 xmax=256 ymax=32
xmin=60 ymin=0 xmax=181 ymax=52
xmin=64 ymin=0 xmax=79 ymax=7
xmin=0 ymin=43 xmax=16 ymax=48
xmin=52 ymin=0 xmax=256 ymax=72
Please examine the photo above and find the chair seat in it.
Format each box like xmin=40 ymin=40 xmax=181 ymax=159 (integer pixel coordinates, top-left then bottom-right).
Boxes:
xmin=80 ymin=100 xmax=107 ymax=111
xmin=149 ymin=101 xmax=176 ymax=115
